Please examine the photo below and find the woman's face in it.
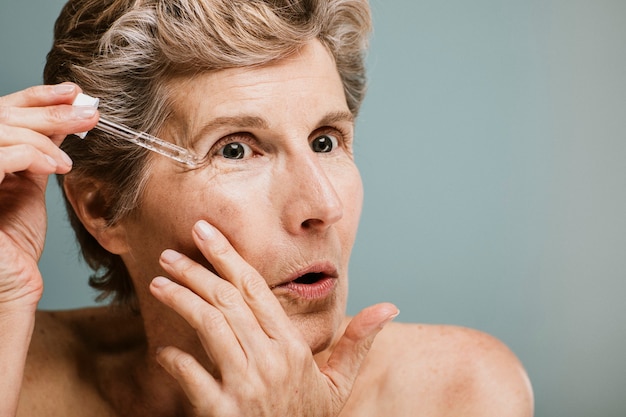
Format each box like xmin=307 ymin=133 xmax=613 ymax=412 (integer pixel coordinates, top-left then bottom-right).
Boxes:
xmin=119 ymin=40 xmax=363 ymax=353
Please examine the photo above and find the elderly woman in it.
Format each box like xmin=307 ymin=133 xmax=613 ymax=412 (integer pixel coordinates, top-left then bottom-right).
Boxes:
xmin=0 ymin=0 xmax=533 ymax=415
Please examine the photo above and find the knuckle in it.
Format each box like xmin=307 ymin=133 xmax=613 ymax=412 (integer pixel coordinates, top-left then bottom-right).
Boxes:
xmin=171 ymin=352 xmax=197 ymax=376
xmin=240 ymin=271 xmax=267 ymax=298
xmin=12 ymin=143 xmax=37 ymax=159
xmin=287 ymin=340 xmax=311 ymax=362
xmin=213 ymin=284 xmax=242 ymax=308
xmin=0 ymin=86 xmax=36 ymax=106
xmin=236 ymin=376 xmax=267 ymax=400
xmin=255 ymin=353 xmax=287 ymax=381
xmin=45 ymin=105 xmax=67 ymax=123
xmin=0 ymin=122 xmax=9 ymax=139
xmin=211 ymin=238 xmax=231 ymax=258
xmin=22 ymin=86 xmax=42 ymax=102
xmin=166 ymin=255 xmax=201 ymax=282
xmin=197 ymin=307 xmax=226 ymax=331
xmin=176 ymin=258 xmax=198 ymax=277
xmin=160 ymin=280 xmax=190 ymax=306
xmin=0 ymin=106 xmax=10 ymax=123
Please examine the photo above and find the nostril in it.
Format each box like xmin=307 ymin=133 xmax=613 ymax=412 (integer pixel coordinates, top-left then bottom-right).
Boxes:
xmin=300 ymin=201 xmax=343 ymax=230
xmin=301 ymin=218 xmax=324 ymax=229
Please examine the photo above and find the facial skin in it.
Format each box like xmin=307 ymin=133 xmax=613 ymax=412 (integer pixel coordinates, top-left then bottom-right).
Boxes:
xmin=113 ymin=40 xmax=363 ymax=357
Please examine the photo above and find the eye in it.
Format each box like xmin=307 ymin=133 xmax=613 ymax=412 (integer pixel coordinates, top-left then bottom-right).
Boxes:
xmin=219 ymin=142 xmax=253 ymax=160
xmin=310 ymin=134 xmax=338 ymax=153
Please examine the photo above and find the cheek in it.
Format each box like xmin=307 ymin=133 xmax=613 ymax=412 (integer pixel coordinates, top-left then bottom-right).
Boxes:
xmin=157 ymin=170 xmax=273 ymax=257
xmin=128 ymin=161 xmax=361 ymax=272
xmin=205 ymin=181 xmax=277 ymax=262
xmin=350 ymin=170 xmax=364 ymax=221
xmin=124 ymin=170 xmax=209 ymax=255
xmin=338 ymin=165 xmax=364 ymax=236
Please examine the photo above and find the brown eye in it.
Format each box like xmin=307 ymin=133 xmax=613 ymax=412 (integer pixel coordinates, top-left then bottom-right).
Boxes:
xmin=219 ymin=142 xmax=252 ymax=159
xmin=310 ymin=134 xmax=338 ymax=153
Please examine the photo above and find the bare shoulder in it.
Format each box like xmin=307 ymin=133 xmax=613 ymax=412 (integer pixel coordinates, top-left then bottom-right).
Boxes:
xmin=349 ymin=322 xmax=534 ymax=417
xmin=17 ymin=306 xmax=144 ymax=417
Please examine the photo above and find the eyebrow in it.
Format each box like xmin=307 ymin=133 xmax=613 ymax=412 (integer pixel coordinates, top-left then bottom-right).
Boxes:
xmin=189 ymin=115 xmax=268 ymax=145
xmin=189 ymin=110 xmax=354 ymax=145
xmin=318 ymin=110 xmax=355 ymax=126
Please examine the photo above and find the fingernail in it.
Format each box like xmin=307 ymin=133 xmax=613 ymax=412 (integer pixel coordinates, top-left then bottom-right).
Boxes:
xmin=60 ymin=150 xmax=73 ymax=167
xmin=194 ymin=220 xmax=214 ymax=240
xmin=152 ymin=276 xmax=171 ymax=288
xmin=161 ymin=249 xmax=183 ymax=264
xmin=72 ymin=105 xmax=97 ymax=119
xmin=383 ymin=310 xmax=400 ymax=326
xmin=53 ymin=83 xmax=76 ymax=95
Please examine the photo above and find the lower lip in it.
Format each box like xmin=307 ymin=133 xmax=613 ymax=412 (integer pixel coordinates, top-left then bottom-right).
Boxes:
xmin=278 ymin=277 xmax=337 ymax=300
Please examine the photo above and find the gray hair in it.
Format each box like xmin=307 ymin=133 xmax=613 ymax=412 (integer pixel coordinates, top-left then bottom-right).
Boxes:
xmin=44 ymin=0 xmax=372 ymax=306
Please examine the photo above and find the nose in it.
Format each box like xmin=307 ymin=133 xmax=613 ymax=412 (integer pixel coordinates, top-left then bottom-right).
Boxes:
xmin=280 ymin=153 xmax=344 ymax=234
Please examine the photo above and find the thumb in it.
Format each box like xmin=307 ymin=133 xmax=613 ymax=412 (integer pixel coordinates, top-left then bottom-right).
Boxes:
xmin=321 ymin=303 xmax=399 ymax=397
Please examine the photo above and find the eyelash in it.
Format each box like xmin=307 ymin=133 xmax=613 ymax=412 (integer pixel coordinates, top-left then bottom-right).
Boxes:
xmin=211 ymin=133 xmax=256 ymax=156
xmin=206 ymin=126 xmax=352 ymax=159
xmin=325 ymin=125 xmax=352 ymax=149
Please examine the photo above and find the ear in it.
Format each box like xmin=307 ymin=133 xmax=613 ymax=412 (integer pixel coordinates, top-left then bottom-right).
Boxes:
xmin=63 ymin=176 xmax=130 ymax=255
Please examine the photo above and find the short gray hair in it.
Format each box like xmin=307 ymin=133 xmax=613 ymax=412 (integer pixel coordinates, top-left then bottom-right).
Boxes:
xmin=44 ymin=0 xmax=372 ymax=306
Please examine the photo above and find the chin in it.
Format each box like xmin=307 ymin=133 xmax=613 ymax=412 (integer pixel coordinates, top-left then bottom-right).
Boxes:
xmin=286 ymin=303 xmax=345 ymax=354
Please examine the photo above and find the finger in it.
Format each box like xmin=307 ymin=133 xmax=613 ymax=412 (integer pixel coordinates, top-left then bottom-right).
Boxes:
xmin=0 ymin=144 xmax=69 ymax=178
xmin=191 ymin=220 xmax=293 ymax=339
xmin=0 ymin=83 xmax=81 ymax=107
xmin=0 ymin=102 xmax=98 ymax=138
xmin=0 ymin=83 xmax=98 ymax=144
xmin=0 ymin=124 xmax=73 ymax=169
xmin=157 ymin=250 xmax=271 ymax=358
xmin=149 ymin=275 xmax=248 ymax=368
xmin=321 ymin=303 xmax=399 ymax=398
xmin=156 ymin=345 xmax=222 ymax=409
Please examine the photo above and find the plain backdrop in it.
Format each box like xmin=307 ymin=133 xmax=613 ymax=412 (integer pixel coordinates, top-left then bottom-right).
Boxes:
xmin=1 ymin=1 xmax=625 ymax=416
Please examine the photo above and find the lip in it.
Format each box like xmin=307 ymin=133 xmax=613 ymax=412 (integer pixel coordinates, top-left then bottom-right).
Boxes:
xmin=271 ymin=262 xmax=339 ymax=300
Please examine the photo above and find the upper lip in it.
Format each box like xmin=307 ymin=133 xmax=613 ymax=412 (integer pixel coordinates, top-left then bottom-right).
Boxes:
xmin=270 ymin=261 xmax=339 ymax=289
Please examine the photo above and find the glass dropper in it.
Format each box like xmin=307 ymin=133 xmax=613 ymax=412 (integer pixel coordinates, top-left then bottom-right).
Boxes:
xmin=73 ymin=93 xmax=201 ymax=168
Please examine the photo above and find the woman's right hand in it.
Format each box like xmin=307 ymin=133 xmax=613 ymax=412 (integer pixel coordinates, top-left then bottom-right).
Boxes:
xmin=0 ymin=83 xmax=98 ymax=311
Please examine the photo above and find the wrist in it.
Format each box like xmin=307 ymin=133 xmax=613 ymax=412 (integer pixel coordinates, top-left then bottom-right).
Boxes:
xmin=0 ymin=297 xmax=39 ymax=318
xmin=0 ymin=275 xmax=43 ymax=313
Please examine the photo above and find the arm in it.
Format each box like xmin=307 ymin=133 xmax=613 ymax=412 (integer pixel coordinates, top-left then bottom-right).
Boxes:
xmin=0 ymin=83 xmax=98 ymax=415
xmin=0 ymin=308 xmax=37 ymax=416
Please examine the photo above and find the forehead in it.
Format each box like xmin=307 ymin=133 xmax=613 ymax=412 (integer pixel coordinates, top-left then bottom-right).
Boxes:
xmin=165 ymin=40 xmax=349 ymax=135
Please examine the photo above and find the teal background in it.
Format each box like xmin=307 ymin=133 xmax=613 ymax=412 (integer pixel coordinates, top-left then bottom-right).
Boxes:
xmin=1 ymin=1 xmax=625 ymax=416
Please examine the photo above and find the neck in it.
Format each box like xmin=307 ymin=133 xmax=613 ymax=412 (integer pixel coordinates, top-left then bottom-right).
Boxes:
xmin=113 ymin=287 xmax=350 ymax=416
xmin=101 ymin=299 xmax=201 ymax=416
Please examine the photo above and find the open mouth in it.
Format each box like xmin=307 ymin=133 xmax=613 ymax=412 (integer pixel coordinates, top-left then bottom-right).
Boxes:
xmin=272 ymin=267 xmax=338 ymax=300
xmin=292 ymin=272 xmax=325 ymax=285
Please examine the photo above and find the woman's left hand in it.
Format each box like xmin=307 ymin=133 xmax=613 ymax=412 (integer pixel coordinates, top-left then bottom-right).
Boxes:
xmin=150 ymin=220 xmax=398 ymax=417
